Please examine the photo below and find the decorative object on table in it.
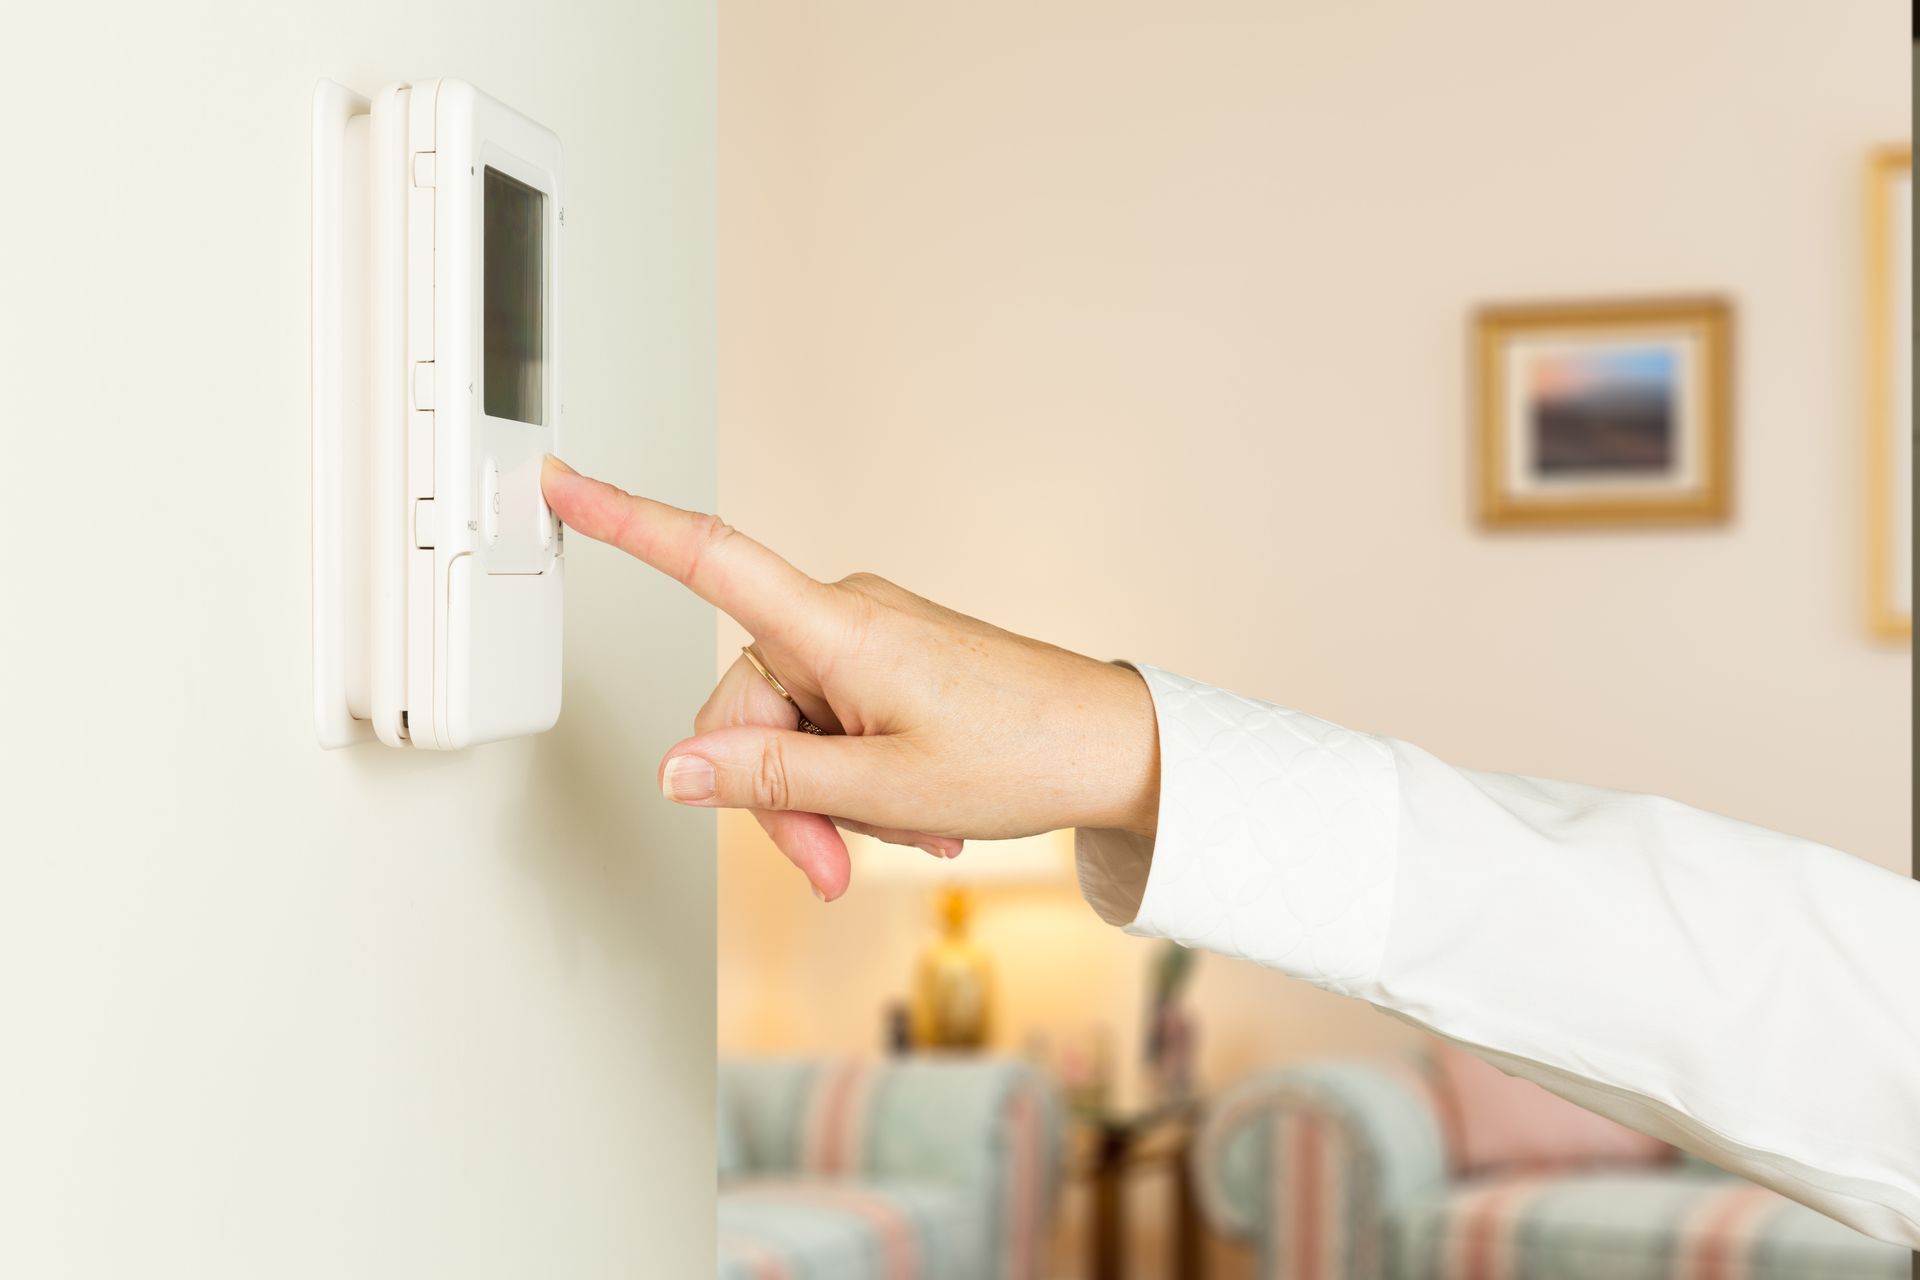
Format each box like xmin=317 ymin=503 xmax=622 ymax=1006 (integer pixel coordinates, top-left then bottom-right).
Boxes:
xmin=1474 ymin=297 xmax=1733 ymax=527
xmin=846 ymin=827 xmax=1075 ymax=1052
xmin=911 ymin=887 xmax=993 ymax=1048
xmin=1864 ymin=144 xmax=1911 ymax=641
xmin=1143 ymin=939 xmax=1199 ymax=1103
xmin=1053 ymin=1023 xmax=1116 ymax=1115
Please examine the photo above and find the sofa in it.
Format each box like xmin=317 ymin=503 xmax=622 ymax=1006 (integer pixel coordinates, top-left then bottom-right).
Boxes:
xmin=717 ymin=1056 xmax=1063 ymax=1280
xmin=1191 ymin=1048 xmax=1906 ymax=1280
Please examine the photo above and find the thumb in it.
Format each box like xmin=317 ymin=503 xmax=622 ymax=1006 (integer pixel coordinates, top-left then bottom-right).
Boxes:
xmin=657 ymin=725 xmax=890 ymax=817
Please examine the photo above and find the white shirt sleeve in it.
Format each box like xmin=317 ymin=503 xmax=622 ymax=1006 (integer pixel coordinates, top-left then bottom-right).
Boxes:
xmin=1076 ymin=663 xmax=1920 ymax=1248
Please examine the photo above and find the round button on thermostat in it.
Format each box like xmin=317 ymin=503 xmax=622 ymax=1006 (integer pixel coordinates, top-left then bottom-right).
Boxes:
xmin=482 ymin=458 xmax=501 ymax=545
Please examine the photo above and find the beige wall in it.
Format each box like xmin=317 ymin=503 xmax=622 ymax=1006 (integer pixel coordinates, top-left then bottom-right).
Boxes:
xmin=718 ymin=0 xmax=1911 ymax=1093
xmin=0 ymin=3 xmax=715 ymax=1275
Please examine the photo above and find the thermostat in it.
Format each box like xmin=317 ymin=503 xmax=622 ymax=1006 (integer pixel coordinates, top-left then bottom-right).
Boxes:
xmin=312 ymin=79 xmax=564 ymax=750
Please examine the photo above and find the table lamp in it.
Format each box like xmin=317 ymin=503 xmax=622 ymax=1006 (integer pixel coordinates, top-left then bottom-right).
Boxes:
xmin=847 ymin=828 xmax=1074 ymax=1051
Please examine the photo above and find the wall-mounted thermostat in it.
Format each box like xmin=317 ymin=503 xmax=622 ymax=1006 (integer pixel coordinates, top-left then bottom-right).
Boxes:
xmin=312 ymin=79 xmax=564 ymax=750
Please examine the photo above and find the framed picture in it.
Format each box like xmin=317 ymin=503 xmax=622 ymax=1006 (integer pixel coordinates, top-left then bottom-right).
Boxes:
xmin=1864 ymin=144 xmax=1910 ymax=640
xmin=1474 ymin=297 xmax=1733 ymax=527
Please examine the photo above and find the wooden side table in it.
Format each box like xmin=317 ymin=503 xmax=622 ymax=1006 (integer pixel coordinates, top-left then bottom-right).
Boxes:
xmin=1076 ymin=1099 xmax=1206 ymax=1280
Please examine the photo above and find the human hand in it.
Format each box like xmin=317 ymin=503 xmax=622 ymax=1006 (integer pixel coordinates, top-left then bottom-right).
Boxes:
xmin=540 ymin=457 xmax=1159 ymax=901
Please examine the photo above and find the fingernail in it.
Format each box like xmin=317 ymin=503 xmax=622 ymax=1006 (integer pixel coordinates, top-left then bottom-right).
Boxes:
xmin=544 ymin=454 xmax=578 ymax=476
xmin=810 ymin=884 xmax=826 ymax=902
xmin=660 ymin=755 xmax=715 ymax=803
xmin=917 ymin=842 xmax=948 ymax=859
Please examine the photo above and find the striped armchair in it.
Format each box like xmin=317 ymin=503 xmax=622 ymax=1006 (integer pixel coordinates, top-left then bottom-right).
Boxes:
xmin=718 ymin=1056 xmax=1062 ymax=1280
xmin=1192 ymin=1054 xmax=1906 ymax=1280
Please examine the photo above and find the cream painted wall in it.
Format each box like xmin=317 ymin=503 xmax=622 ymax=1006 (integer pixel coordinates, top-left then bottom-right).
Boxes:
xmin=0 ymin=3 xmax=714 ymax=1276
xmin=718 ymin=0 xmax=1911 ymax=1093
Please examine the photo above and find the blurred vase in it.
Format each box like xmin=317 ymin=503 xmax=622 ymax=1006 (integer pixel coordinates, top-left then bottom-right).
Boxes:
xmin=1145 ymin=940 xmax=1199 ymax=1102
xmin=910 ymin=887 xmax=993 ymax=1049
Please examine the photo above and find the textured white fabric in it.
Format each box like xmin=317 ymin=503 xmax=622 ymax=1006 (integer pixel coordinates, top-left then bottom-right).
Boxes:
xmin=1076 ymin=663 xmax=1920 ymax=1248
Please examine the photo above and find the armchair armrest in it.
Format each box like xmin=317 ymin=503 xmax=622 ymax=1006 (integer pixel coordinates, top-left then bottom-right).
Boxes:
xmin=719 ymin=1057 xmax=1064 ymax=1280
xmin=1193 ymin=1056 xmax=1449 ymax=1280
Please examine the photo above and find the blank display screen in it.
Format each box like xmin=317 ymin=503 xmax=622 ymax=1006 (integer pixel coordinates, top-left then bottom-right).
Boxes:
xmin=483 ymin=167 xmax=544 ymax=425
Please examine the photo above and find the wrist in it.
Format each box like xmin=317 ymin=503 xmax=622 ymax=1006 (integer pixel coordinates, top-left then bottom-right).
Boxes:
xmin=1097 ymin=661 xmax=1160 ymax=840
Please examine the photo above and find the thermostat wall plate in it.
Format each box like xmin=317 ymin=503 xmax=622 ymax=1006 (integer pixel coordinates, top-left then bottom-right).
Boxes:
xmin=312 ymin=78 xmax=564 ymax=750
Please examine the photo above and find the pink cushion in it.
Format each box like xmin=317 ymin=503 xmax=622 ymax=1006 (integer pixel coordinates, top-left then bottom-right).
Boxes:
xmin=1430 ymin=1040 xmax=1674 ymax=1175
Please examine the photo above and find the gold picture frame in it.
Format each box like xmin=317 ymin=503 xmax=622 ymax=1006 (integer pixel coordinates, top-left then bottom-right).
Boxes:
xmin=1864 ymin=144 xmax=1910 ymax=641
xmin=1475 ymin=297 xmax=1733 ymax=528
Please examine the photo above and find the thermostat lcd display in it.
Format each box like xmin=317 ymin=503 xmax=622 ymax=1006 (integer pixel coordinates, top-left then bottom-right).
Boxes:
xmin=484 ymin=165 xmax=544 ymax=425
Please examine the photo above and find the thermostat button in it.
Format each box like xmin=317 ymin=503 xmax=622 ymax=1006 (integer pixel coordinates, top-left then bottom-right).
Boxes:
xmin=482 ymin=458 xmax=500 ymax=545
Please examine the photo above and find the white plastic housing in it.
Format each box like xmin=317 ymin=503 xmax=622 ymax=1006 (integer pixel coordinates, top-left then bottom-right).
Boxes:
xmin=312 ymin=80 xmax=374 ymax=749
xmin=312 ymin=78 xmax=564 ymax=750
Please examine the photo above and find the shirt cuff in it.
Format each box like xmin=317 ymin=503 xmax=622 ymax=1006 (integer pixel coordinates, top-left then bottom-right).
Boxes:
xmin=1071 ymin=663 xmax=1402 ymax=998
xmin=1074 ymin=825 xmax=1155 ymax=927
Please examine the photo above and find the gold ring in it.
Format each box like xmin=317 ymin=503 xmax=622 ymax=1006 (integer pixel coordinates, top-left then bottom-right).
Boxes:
xmin=742 ymin=644 xmax=826 ymax=734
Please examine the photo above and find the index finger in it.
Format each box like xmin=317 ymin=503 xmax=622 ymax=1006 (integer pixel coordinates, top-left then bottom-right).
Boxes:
xmin=543 ymin=456 xmax=828 ymax=646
